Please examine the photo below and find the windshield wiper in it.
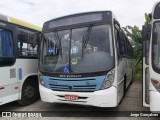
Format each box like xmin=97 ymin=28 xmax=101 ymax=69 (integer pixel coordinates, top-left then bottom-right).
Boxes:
xmin=54 ymin=31 xmax=63 ymax=59
xmin=82 ymin=25 xmax=93 ymax=58
xmin=82 ymin=25 xmax=93 ymax=49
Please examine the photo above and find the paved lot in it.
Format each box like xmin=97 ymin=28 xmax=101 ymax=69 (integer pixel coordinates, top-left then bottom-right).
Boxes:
xmin=0 ymin=80 xmax=159 ymax=119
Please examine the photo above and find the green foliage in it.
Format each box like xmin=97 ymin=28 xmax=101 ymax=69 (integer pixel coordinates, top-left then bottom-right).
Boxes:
xmin=122 ymin=26 xmax=142 ymax=80
xmin=144 ymin=13 xmax=151 ymax=24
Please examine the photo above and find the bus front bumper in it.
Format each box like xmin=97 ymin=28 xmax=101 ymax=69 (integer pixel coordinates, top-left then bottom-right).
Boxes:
xmin=150 ymin=91 xmax=160 ymax=112
xmin=39 ymin=84 xmax=118 ymax=107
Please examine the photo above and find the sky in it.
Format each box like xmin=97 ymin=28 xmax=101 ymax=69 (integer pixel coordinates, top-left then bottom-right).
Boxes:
xmin=0 ymin=0 xmax=159 ymax=28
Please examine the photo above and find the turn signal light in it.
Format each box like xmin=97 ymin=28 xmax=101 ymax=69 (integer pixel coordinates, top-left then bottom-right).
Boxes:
xmin=151 ymin=79 xmax=160 ymax=93
xmin=151 ymin=79 xmax=158 ymax=85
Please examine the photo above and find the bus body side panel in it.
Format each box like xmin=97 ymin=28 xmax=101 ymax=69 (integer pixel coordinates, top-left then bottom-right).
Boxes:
xmin=0 ymin=63 xmax=20 ymax=105
xmin=117 ymin=57 xmax=125 ymax=103
xmin=0 ymin=22 xmax=19 ymax=105
xmin=16 ymin=59 xmax=38 ymax=99
xmin=113 ymin=22 xmax=125 ymax=104
xmin=0 ymin=55 xmax=38 ymax=105
xmin=126 ymin=58 xmax=133 ymax=88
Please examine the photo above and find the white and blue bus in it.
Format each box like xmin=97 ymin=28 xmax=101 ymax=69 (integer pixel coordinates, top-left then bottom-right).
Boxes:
xmin=39 ymin=11 xmax=133 ymax=107
xmin=143 ymin=1 xmax=160 ymax=112
xmin=0 ymin=13 xmax=41 ymax=106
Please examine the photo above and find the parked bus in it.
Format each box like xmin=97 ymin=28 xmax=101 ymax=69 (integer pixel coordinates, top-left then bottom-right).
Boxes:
xmin=39 ymin=11 xmax=133 ymax=107
xmin=142 ymin=1 xmax=160 ymax=112
xmin=0 ymin=13 xmax=41 ymax=105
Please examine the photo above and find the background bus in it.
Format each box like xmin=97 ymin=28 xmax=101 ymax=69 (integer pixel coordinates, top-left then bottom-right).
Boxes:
xmin=142 ymin=1 xmax=160 ymax=112
xmin=0 ymin=13 xmax=41 ymax=105
xmin=39 ymin=11 xmax=133 ymax=107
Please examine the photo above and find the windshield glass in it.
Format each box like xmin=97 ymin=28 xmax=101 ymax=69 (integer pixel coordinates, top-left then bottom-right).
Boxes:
xmin=40 ymin=25 xmax=114 ymax=74
xmin=153 ymin=22 xmax=160 ymax=70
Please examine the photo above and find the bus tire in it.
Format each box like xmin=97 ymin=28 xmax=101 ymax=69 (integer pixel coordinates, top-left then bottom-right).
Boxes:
xmin=17 ymin=79 xmax=39 ymax=106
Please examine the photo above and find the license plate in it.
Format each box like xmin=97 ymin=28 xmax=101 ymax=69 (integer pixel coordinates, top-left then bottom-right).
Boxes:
xmin=65 ymin=95 xmax=78 ymax=101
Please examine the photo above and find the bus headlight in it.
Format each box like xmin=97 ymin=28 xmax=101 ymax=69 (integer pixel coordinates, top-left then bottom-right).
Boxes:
xmin=101 ymin=70 xmax=115 ymax=90
xmin=151 ymin=79 xmax=160 ymax=92
xmin=39 ymin=73 xmax=45 ymax=87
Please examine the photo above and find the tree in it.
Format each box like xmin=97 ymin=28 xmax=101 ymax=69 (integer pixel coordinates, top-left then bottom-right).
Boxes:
xmin=123 ymin=26 xmax=142 ymax=80
xmin=122 ymin=13 xmax=151 ymax=80
xmin=144 ymin=13 xmax=151 ymax=24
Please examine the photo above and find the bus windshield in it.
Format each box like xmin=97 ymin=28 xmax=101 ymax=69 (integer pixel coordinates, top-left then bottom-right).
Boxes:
xmin=40 ymin=24 xmax=114 ymax=74
xmin=153 ymin=22 xmax=160 ymax=71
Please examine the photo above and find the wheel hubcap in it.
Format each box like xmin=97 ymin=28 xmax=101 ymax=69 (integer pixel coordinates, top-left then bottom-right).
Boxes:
xmin=24 ymin=85 xmax=35 ymax=98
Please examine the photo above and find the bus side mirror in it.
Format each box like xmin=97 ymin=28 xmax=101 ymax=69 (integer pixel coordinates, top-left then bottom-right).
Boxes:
xmin=142 ymin=24 xmax=151 ymax=41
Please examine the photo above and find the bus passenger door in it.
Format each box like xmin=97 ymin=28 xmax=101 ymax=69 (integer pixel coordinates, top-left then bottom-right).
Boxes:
xmin=114 ymin=27 xmax=125 ymax=102
xmin=142 ymin=24 xmax=151 ymax=107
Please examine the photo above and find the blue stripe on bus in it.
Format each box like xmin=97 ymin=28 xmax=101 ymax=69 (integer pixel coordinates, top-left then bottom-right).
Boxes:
xmin=42 ymin=76 xmax=106 ymax=91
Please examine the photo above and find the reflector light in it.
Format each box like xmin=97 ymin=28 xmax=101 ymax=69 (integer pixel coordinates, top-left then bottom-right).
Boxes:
xmin=0 ymin=86 xmax=4 ymax=90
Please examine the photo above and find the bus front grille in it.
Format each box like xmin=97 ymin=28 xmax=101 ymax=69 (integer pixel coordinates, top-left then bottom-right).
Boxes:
xmin=46 ymin=76 xmax=105 ymax=92
xmin=49 ymin=84 xmax=97 ymax=92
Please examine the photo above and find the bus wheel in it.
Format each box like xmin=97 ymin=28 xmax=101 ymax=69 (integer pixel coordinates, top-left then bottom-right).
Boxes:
xmin=17 ymin=79 xmax=39 ymax=106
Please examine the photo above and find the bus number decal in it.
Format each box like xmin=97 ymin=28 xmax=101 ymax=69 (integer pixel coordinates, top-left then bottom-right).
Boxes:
xmin=10 ymin=68 xmax=16 ymax=78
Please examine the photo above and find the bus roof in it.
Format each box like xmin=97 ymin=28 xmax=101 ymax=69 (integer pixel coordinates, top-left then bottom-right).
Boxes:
xmin=0 ymin=13 xmax=42 ymax=31
xmin=45 ymin=11 xmax=119 ymax=24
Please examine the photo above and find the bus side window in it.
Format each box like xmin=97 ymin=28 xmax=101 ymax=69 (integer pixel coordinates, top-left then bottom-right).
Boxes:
xmin=0 ymin=28 xmax=13 ymax=57
xmin=123 ymin=36 xmax=127 ymax=58
xmin=130 ymin=43 xmax=133 ymax=58
xmin=18 ymin=28 xmax=38 ymax=57
xmin=126 ymin=40 xmax=129 ymax=58
xmin=0 ymin=28 xmax=15 ymax=66
xmin=126 ymin=40 xmax=133 ymax=58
